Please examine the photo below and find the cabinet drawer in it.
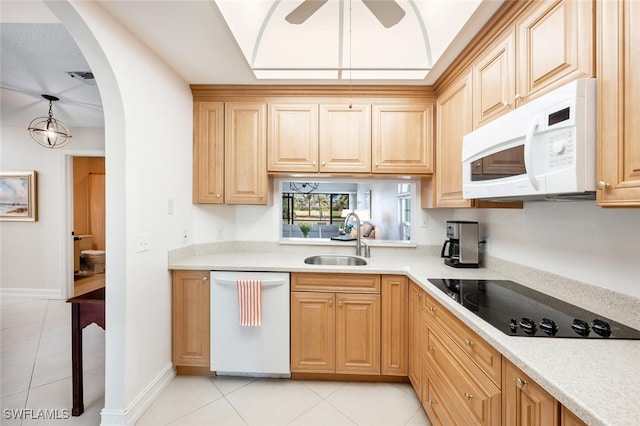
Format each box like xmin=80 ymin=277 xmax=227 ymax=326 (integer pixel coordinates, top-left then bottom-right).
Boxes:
xmin=425 ymin=326 xmax=501 ymax=426
xmin=421 ymin=354 xmax=459 ymax=426
xmin=423 ymin=294 xmax=501 ymax=386
xmin=292 ymin=273 xmax=381 ymax=293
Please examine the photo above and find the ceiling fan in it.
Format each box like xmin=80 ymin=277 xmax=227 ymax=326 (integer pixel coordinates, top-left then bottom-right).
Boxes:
xmin=285 ymin=0 xmax=406 ymax=28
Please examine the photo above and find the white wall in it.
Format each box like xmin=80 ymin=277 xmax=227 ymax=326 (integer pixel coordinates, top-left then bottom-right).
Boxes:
xmin=0 ymin=126 xmax=105 ymax=297
xmin=46 ymin=1 xmax=194 ymax=423
xmin=451 ymin=201 xmax=640 ymax=298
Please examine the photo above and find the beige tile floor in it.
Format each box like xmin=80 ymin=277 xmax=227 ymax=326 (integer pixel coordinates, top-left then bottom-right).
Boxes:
xmin=1 ymin=298 xmax=432 ymax=426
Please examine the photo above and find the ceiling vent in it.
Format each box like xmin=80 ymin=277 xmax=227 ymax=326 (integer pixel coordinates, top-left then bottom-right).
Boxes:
xmin=66 ymin=71 xmax=96 ymax=84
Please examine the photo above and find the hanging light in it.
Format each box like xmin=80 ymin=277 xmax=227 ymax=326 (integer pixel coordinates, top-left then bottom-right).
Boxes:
xmin=289 ymin=182 xmax=319 ymax=194
xmin=27 ymin=94 xmax=72 ymax=148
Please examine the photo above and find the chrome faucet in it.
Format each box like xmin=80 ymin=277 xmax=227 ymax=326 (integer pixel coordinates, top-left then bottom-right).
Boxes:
xmin=343 ymin=212 xmax=369 ymax=257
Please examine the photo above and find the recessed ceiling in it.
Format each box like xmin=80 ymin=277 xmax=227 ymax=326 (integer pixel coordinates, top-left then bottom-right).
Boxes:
xmin=215 ymin=0 xmax=484 ymax=80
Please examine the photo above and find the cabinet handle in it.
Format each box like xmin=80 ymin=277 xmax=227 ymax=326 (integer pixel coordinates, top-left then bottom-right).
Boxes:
xmin=328 ymin=300 xmax=333 ymax=307
xmin=428 ymin=399 xmax=436 ymax=406
xmin=516 ymin=377 xmax=528 ymax=389
xmin=597 ymin=181 xmax=611 ymax=190
xmin=428 ymin=306 xmax=436 ymax=312
xmin=502 ymin=101 xmax=510 ymax=107
xmin=338 ymin=300 xmax=343 ymax=307
xmin=464 ymin=338 xmax=474 ymax=347
xmin=463 ymin=392 xmax=473 ymax=401
xmin=515 ymin=94 xmax=522 ymax=101
xmin=428 ymin=346 xmax=436 ymax=352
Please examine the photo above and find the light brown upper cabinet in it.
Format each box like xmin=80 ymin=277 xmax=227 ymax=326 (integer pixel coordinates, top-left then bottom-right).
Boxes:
xmin=267 ymin=103 xmax=319 ymax=173
xmin=224 ymin=102 xmax=270 ymax=205
xmin=193 ymin=102 xmax=224 ymax=204
xmin=596 ymin=0 xmax=640 ymax=206
xmin=372 ymin=103 xmax=434 ymax=175
xmin=514 ymin=0 xmax=593 ymax=104
xmin=432 ymin=73 xmax=474 ymax=208
xmin=472 ymin=0 xmax=594 ymax=128
xmin=319 ymin=103 xmax=372 ymax=173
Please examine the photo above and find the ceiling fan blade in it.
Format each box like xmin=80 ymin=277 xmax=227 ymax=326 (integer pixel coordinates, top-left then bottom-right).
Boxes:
xmin=285 ymin=0 xmax=329 ymax=24
xmin=362 ymin=0 xmax=405 ymax=28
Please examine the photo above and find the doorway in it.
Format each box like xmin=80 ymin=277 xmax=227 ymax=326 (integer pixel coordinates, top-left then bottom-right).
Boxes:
xmin=72 ymin=156 xmax=106 ymax=295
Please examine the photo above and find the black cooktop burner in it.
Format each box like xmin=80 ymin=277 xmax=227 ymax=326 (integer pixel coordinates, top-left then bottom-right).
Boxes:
xmin=428 ymin=278 xmax=640 ymax=339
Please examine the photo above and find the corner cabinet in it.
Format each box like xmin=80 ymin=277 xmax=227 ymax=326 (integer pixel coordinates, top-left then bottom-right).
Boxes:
xmin=596 ymin=0 xmax=640 ymax=206
xmin=372 ymin=103 xmax=434 ymax=174
xmin=432 ymin=72 xmax=474 ymax=208
xmin=224 ymin=102 xmax=269 ymax=205
xmin=172 ymin=270 xmax=210 ymax=369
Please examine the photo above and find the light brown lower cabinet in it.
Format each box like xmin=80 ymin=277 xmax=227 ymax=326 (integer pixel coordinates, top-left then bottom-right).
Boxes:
xmin=172 ymin=270 xmax=210 ymax=368
xmin=290 ymin=273 xmax=382 ymax=375
xmin=503 ymin=359 xmax=559 ymax=426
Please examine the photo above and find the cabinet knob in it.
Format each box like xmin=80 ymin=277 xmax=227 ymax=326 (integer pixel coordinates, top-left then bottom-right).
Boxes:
xmin=321 ymin=162 xmax=326 ymax=166
xmin=463 ymin=392 xmax=473 ymax=401
xmin=597 ymin=181 xmax=611 ymax=190
xmin=428 ymin=306 xmax=436 ymax=312
xmin=338 ymin=300 xmax=343 ymax=307
xmin=216 ymin=193 xmax=221 ymax=198
xmin=328 ymin=300 xmax=333 ymax=307
xmin=202 ymin=277 xmax=208 ymax=281
xmin=375 ymin=163 xmax=379 ymax=167
xmin=515 ymin=94 xmax=523 ymax=101
xmin=516 ymin=377 xmax=528 ymax=389
xmin=312 ymin=161 xmax=316 ymax=166
xmin=428 ymin=399 xmax=436 ymax=406
xmin=502 ymin=101 xmax=510 ymax=107
xmin=464 ymin=338 xmax=474 ymax=347
xmin=428 ymin=346 xmax=436 ymax=352
xmin=260 ymin=194 xmax=264 ymax=199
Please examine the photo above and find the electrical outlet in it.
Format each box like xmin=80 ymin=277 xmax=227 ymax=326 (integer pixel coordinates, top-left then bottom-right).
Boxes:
xmin=421 ymin=212 xmax=429 ymax=228
xmin=136 ymin=233 xmax=149 ymax=253
xmin=217 ymin=226 xmax=224 ymax=240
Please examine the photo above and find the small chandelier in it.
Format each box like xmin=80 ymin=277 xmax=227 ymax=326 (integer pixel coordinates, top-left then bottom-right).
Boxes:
xmin=289 ymin=182 xmax=319 ymax=194
xmin=27 ymin=94 xmax=72 ymax=148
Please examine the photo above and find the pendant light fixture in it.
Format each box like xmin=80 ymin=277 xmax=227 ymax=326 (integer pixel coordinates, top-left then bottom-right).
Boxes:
xmin=27 ymin=94 xmax=72 ymax=148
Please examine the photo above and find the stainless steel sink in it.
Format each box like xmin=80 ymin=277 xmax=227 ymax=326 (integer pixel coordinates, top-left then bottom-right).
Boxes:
xmin=304 ymin=255 xmax=367 ymax=266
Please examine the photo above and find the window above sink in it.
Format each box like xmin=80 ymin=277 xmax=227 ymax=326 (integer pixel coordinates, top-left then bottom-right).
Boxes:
xmin=278 ymin=178 xmax=417 ymax=244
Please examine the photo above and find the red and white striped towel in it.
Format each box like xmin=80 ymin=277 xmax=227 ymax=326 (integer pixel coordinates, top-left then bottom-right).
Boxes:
xmin=237 ymin=279 xmax=262 ymax=327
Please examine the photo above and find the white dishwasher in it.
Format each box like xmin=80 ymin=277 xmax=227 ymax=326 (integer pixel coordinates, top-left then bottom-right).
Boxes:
xmin=210 ymin=271 xmax=290 ymax=377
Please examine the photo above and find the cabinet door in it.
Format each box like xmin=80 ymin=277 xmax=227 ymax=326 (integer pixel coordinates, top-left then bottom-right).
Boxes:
xmin=516 ymin=0 xmax=593 ymax=103
xmin=597 ymin=0 xmax=640 ymax=206
xmin=473 ymin=31 xmax=516 ymax=128
xmin=224 ymin=102 xmax=269 ymax=205
xmin=268 ymin=103 xmax=319 ymax=173
xmin=503 ymin=360 xmax=559 ymax=426
xmin=193 ymin=102 xmax=224 ymax=204
xmin=319 ymin=103 xmax=371 ymax=173
xmin=408 ymin=281 xmax=423 ymax=390
xmin=372 ymin=103 xmax=434 ymax=174
xmin=381 ymin=275 xmax=408 ymax=376
xmin=172 ymin=270 xmax=210 ymax=367
xmin=335 ymin=293 xmax=380 ymax=375
xmin=560 ymin=405 xmax=587 ymax=426
xmin=290 ymin=292 xmax=335 ymax=373
xmin=435 ymin=73 xmax=473 ymax=207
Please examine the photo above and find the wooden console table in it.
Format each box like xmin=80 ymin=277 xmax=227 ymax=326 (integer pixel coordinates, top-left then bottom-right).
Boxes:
xmin=67 ymin=286 xmax=105 ymax=416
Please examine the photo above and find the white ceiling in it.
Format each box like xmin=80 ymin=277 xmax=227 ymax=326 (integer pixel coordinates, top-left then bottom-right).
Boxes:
xmin=0 ymin=0 xmax=503 ymax=128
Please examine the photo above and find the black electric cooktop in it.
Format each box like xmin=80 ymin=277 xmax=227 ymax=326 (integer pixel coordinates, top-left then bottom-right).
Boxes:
xmin=428 ymin=278 xmax=640 ymax=339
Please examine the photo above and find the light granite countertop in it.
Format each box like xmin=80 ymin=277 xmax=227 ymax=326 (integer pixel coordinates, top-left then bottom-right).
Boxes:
xmin=169 ymin=241 xmax=640 ymax=426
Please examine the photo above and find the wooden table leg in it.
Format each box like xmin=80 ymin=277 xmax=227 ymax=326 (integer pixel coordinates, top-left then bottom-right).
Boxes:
xmin=71 ymin=303 xmax=84 ymax=416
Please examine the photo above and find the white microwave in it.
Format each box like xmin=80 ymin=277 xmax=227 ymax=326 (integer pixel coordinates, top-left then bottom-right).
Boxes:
xmin=462 ymin=78 xmax=596 ymax=201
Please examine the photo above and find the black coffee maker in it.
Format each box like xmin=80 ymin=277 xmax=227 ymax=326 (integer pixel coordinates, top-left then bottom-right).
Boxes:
xmin=441 ymin=221 xmax=479 ymax=268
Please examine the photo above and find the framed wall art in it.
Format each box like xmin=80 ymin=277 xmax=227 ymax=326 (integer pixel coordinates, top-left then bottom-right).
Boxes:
xmin=0 ymin=171 xmax=37 ymax=221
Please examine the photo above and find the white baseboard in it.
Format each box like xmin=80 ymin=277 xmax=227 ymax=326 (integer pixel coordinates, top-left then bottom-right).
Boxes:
xmin=100 ymin=363 xmax=176 ymax=426
xmin=0 ymin=287 xmax=63 ymax=300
